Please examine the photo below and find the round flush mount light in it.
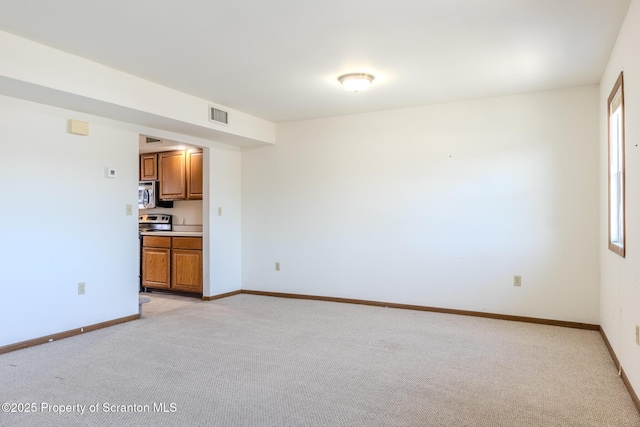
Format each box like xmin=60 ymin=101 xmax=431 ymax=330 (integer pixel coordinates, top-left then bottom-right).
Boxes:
xmin=337 ymin=73 xmax=375 ymax=92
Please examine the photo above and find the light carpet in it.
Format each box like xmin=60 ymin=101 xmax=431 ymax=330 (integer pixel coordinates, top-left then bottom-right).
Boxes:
xmin=1 ymin=293 xmax=638 ymax=427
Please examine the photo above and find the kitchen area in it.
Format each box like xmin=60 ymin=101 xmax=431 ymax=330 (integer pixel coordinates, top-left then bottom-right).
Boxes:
xmin=138 ymin=135 xmax=204 ymax=297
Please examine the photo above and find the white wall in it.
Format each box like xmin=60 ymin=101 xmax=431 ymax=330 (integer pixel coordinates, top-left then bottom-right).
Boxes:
xmin=599 ymin=0 xmax=640 ymax=397
xmin=0 ymin=95 xmax=140 ymax=346
xmin=206 ymin=145 xmax=242 ymax=296
xmin=242 ymin=86 xmax=600 ymax=324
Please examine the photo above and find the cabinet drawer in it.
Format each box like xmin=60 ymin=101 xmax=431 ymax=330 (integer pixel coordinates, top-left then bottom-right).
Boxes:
xmin=172 ymin=237 xmax=202 ymax=250
xmin=142 ymin=236 xmax=171 ymax=248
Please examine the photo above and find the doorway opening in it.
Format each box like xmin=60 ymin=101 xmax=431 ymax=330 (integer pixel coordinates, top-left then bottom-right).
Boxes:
xmin=138 ymin=134 xmax=206 ymax=303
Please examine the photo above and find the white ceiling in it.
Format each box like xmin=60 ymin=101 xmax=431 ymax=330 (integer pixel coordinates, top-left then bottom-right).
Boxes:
xmin=0 ymin=0 xmax=631 ymax=123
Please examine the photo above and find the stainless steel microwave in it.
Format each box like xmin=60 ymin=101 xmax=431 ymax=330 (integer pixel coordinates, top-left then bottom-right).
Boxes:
xmin=138 ymin=181 xmax=173 ymax=209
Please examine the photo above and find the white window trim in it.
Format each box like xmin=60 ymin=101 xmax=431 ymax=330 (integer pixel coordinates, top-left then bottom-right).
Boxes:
xmin=607 ymin=71 xmax=625 ymax=258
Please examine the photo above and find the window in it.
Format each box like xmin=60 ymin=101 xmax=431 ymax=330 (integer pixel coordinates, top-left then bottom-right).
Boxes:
xmin=608 ymin=72 xmax=625 ymax=257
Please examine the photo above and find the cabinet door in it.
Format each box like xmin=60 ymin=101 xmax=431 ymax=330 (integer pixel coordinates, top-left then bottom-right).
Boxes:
xmin=140 ymin=153 xmax=158 ymax=181
xmin=171 ymin=249 xmax=203 ymax=293
xmin=158 ymin=151 xmax=186 ymax=200
xmin=142 ymin=247 xmax=171 ymax=289
xmin=186 ymin=149 xmax=203 ymax=200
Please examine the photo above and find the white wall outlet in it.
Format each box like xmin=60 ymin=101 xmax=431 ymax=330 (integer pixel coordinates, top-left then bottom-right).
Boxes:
xmin=105 ymin=167 xmax=117 ymax=178
xmin=514 ymin=275 xmax=522 ymax=287
xmin=78 ymin=282 xmax=86 ymax=295
xmin=275 ymin=262 xmax=280 ymax=271
xmin=126 ymin=204 xmax=133 ymax=216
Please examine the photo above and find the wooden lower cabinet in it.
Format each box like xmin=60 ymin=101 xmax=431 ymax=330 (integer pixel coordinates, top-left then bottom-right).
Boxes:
xmin=172 ymin=249 xmax=203 ymax=292
xmin=142 ymin=236 xmax=202 ymax=294
xmin=142 ymin=247 xmax=170 ymax=289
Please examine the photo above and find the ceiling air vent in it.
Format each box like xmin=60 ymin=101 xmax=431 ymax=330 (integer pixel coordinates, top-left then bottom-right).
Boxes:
xmin=209 ymin=106 xmax=229 ymax=125
xmin=145 ymin=137 xmax=162 ymax=144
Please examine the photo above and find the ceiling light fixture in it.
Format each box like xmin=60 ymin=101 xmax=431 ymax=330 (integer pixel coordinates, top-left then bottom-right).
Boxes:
xmin=338 ymin=73 xmax=375 ymax=92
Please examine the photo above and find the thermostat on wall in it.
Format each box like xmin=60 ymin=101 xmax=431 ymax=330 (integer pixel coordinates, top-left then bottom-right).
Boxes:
xmin=105 ymin=167 xmax=117 ymax=178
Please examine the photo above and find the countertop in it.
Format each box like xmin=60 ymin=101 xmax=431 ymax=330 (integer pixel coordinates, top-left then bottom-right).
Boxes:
xmin=140 ymin=231 xmax=203 ymax=237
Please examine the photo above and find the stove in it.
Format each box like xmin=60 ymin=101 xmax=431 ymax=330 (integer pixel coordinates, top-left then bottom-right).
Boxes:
xmin=139 ymin=214 xmax=172 ymax=233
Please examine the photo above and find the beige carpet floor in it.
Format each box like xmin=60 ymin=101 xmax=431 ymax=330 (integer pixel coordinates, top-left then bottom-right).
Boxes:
xmin=1 ymin=293 xmax=639 ymax=427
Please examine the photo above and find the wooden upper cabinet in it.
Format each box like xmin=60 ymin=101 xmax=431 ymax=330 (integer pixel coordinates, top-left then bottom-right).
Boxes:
xmin=158 ymin=151 xmax=186 ymax=200
xmin=140 ymin=153 xmax=158 ymax=181
xmin=186 ymin=149 xmax=203 ymax=200
xmin=156 ymin=148 xmax=202 ymax=201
